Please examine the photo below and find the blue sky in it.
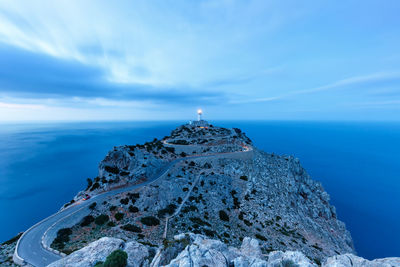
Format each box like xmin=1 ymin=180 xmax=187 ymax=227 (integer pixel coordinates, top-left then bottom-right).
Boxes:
xmin=0 ymin=0 xmax=399 ymax=121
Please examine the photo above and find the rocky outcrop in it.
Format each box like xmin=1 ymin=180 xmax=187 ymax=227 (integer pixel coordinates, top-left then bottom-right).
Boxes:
xmin=47 ymin=237 xmax=149 ymax=267
xmin=324 ymin=254 xmax=400 ymax=267
xmin=45 ymin=233 xmax=400 ymax=267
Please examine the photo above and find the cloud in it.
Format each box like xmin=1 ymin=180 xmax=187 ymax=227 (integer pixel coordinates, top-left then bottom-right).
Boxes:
xmin=232 ymin=71 xmax=400 ymax=104
xmin=0 ymin=44 xmax=227 ymax=105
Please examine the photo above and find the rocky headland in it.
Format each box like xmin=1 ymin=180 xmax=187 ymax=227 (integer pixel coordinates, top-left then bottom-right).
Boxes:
xmin=10 ymin=122 xmax=400 ymax=266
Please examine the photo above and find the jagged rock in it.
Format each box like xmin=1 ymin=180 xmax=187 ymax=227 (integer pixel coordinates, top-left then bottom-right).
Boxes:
xmin=268 ymin=251 xmax=317 ymax=267
xmin=323 ymin=253 xmax=400 ymax=267
xmin=240 ymin=237 xmax=262 ymax=258
xmin=166 ymin=234 xmax=267 ymax=267
xmin=47 ymin=237 xmax=149 ymax=267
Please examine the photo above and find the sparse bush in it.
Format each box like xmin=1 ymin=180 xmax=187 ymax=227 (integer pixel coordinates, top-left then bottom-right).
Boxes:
xmin=121 ymin=224 xmax=142 ymax=233
xmin=105 ymin=166 xmax=120 ymax=174
xmin=95 ymin=214 xmax=109 ymax=225
xmin=129 ymin=205 xmax=139 ymax=213
xmin=115 ymin=212 xmax=124 ymax=221
xmin=240 ymin=175 xmax=248 ymax=181
xmin=140 ymin=216 xmax=160 ymax=226
xmin=107 ymin=221 xmax=116 ymax=227
xmin=109 ymin=206 xmax=117 ymax=211
xmin=86 ymin=178 xmax=93 ymax=190
xmin=120 ymin=198 xmax=129 ymax=205
xmin=52 ymin=228 xmax=72 ymax=250
xmin=90 ymin=182 xmax=100 ymax=191
xmin=281 ymin=259 xmax=299 ymax=267
xmin=255 ymin=234 xmax=267 ymax=241
xmin=89 ymin=202 xmax=97 ymax=210
xmin=103 ymin=249 xmax=128 ymax=267
xmin=219 ymin=210 xmax=229 ymax=222
xmin=80 ymin=215 xmax=94 ymax=227
xmin=157 ymin=204 xmax=177 ymax=218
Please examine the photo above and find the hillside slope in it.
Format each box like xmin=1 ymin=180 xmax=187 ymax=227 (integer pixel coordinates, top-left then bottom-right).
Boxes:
xmin=58 ymin=123 xmax=353 ymax=264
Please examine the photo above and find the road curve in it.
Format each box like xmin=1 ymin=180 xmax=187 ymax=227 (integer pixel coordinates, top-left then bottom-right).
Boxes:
xmin=15 ymin=143 xmax=253 ymax=267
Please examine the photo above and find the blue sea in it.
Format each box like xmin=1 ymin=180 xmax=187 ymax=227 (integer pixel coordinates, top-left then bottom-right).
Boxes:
xmin=0 ymin=121 xmax=399 ymax=259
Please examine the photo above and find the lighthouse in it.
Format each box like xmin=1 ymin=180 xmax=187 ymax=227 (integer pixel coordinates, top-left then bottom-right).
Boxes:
xmin=197 ymin=109 xmax=202 ymax=121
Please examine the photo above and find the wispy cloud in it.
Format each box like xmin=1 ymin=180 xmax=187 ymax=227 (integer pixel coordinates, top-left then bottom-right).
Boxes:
xmin=231 ymin=71 xmax=400 ymax=104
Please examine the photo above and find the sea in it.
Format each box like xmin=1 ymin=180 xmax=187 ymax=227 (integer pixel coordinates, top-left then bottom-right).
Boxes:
xmin=0 ymin=121 xmax=399 ymax=259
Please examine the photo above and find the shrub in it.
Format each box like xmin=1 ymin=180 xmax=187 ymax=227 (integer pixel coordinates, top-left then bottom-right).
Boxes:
xmin=121 ymin=224 xmax=142 ymax=233
xmin=80 ymin=215 xmax=94 ymax=227
xmin=52 ymin=228 xmax=72 ymax=249
xmin=239 ymin=175 xmax=248 ymax=181
xmin=255 ymin=234 xmax=267 ymax=241
xmin=95 ymin=214 xmax=109 ymax=225
xmin=180 ymin=152 xmax=187 ymax=157
xmin=86 ymin=178 xmax=93 ymax=190
xmin=89 ymin=202 xmax=97 ymax=210
xmin=219 ymin=210 xmax=229 ymax=222
xmin=103 ymin=249 xmax=128 ymax=267
xmin=90 ymin=182 xmax=100 ymax=191
xmin=107 ymin=221 xmax=116 ymax=227
xmin=109 ymin=206 xmax=117 ymax=211
xmin=189 ymin=217 xmax=211 ymax=227
xmin=129 ymin=205 xmax=139 ymax=213
xmin=157 ymin=204 xmax=177 ymax=218
xmin=140 ymin=216 xmax=160 ymax=226
xmin=282 ymin=259 xmax=299 ymax=267
xmin=115 ymin=212 xmax=124 ymax=221
xmin=105 ymin=166 xmax=120 ymax=174
xmin=120 ymin=198 xmax=129 ymax=205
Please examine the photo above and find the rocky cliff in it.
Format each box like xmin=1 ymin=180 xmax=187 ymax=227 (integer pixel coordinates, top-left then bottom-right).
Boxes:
xmin=58 ymin=123 xmax=354 ymax=265
xmin=48 ymin=233 xmax=400 ymax=267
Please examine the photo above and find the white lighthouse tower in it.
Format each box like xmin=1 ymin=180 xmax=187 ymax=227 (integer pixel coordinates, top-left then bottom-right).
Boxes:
xmin=197 ymin=109 xmax=202 ymax=121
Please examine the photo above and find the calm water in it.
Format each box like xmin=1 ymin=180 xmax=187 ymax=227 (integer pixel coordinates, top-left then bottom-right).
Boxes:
xmin=0 ymin=121 xmax=399 ymax=259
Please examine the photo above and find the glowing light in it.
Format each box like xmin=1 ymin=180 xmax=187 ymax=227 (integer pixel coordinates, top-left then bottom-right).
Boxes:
xmin=197 ymin=109 xmax=202 ymax=115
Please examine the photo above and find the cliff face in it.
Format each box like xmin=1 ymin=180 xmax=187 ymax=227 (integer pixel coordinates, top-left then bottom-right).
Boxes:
xmin=48 ymin=234 xmax=400 ymax=267
xmin=66 ymin=123 xmax=353 ymax=264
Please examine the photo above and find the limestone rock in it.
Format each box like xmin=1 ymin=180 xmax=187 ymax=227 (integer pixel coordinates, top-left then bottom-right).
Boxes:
xmin=323 ymin=253 xmax=400 ymax=267
xmin=47 ymin=237 xmax=149 ymax=267
xmin=267 ymin=251 xmax=317 ymax=267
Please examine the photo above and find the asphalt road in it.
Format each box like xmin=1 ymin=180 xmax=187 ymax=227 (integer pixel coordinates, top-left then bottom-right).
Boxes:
xmin=15 ymin=144 xmax=252 ymax=267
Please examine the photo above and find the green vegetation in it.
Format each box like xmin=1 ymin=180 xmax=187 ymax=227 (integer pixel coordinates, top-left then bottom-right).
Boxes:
xmin=115 ymin=212 xmax=124 ymax=221
xmin=239 ymin=175 xmax=248 ymax=181
xmin=129 ymin=205 xmax=139 ymax=213
xmin=157 ymin=204 xmax=177 ymax=218
xmin=95 ymin=214 xmax=109 ymax=225
xmin=90 ymin=182 xmax=100 ymax=191
xmin=95 ymin=249 xmax=128 ymax=267
xmin=219 ymin=210 xmax=229 ymax=222
xmin=52 ymin=228 xmax=72 ymax=250
xmin=105 ymin=166 xmax=120 ymax=174
xmin=86 ymin=178 xmax=93 ymax=190
xmin=255 ymin=234 xmax=267 ymax=241
xmin=1 ymin=232 xmax=22 ymax=245
xmin=109 ymin=205 xmax=117 ymax=211
xmin=282 ymin=259 xmax=299 ymax=267
xmin=189 ymin=217 xmax=211 ymax=227
xmin=80 ymin=215 xmax=94 ymax=227
xmin=121 ymin=224 xmax=142 ymax=233
xmin=89 ymin=202 xmax=97 ymax=210
xmin=120 ymin=198 xmax=129 ymax=205
xmin=140 ymin=216 xmax=160 ymax=226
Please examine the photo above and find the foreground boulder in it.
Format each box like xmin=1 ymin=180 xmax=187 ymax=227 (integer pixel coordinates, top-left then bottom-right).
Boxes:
xmin=47 ymin=237 xmax=149 ymax=267
xmin=323 ymin=253 xmax=400 ymax=267
xmin=46 ymin=234 xmax=400 ymax=267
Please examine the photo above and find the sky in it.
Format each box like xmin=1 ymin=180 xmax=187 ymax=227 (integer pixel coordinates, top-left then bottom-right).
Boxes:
xmin=0 ymin=0 xmax=399 ymax=121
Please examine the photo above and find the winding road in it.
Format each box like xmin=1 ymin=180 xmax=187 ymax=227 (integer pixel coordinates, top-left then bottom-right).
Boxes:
xmin=14 ymin=141 xmax=252 ymax=267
